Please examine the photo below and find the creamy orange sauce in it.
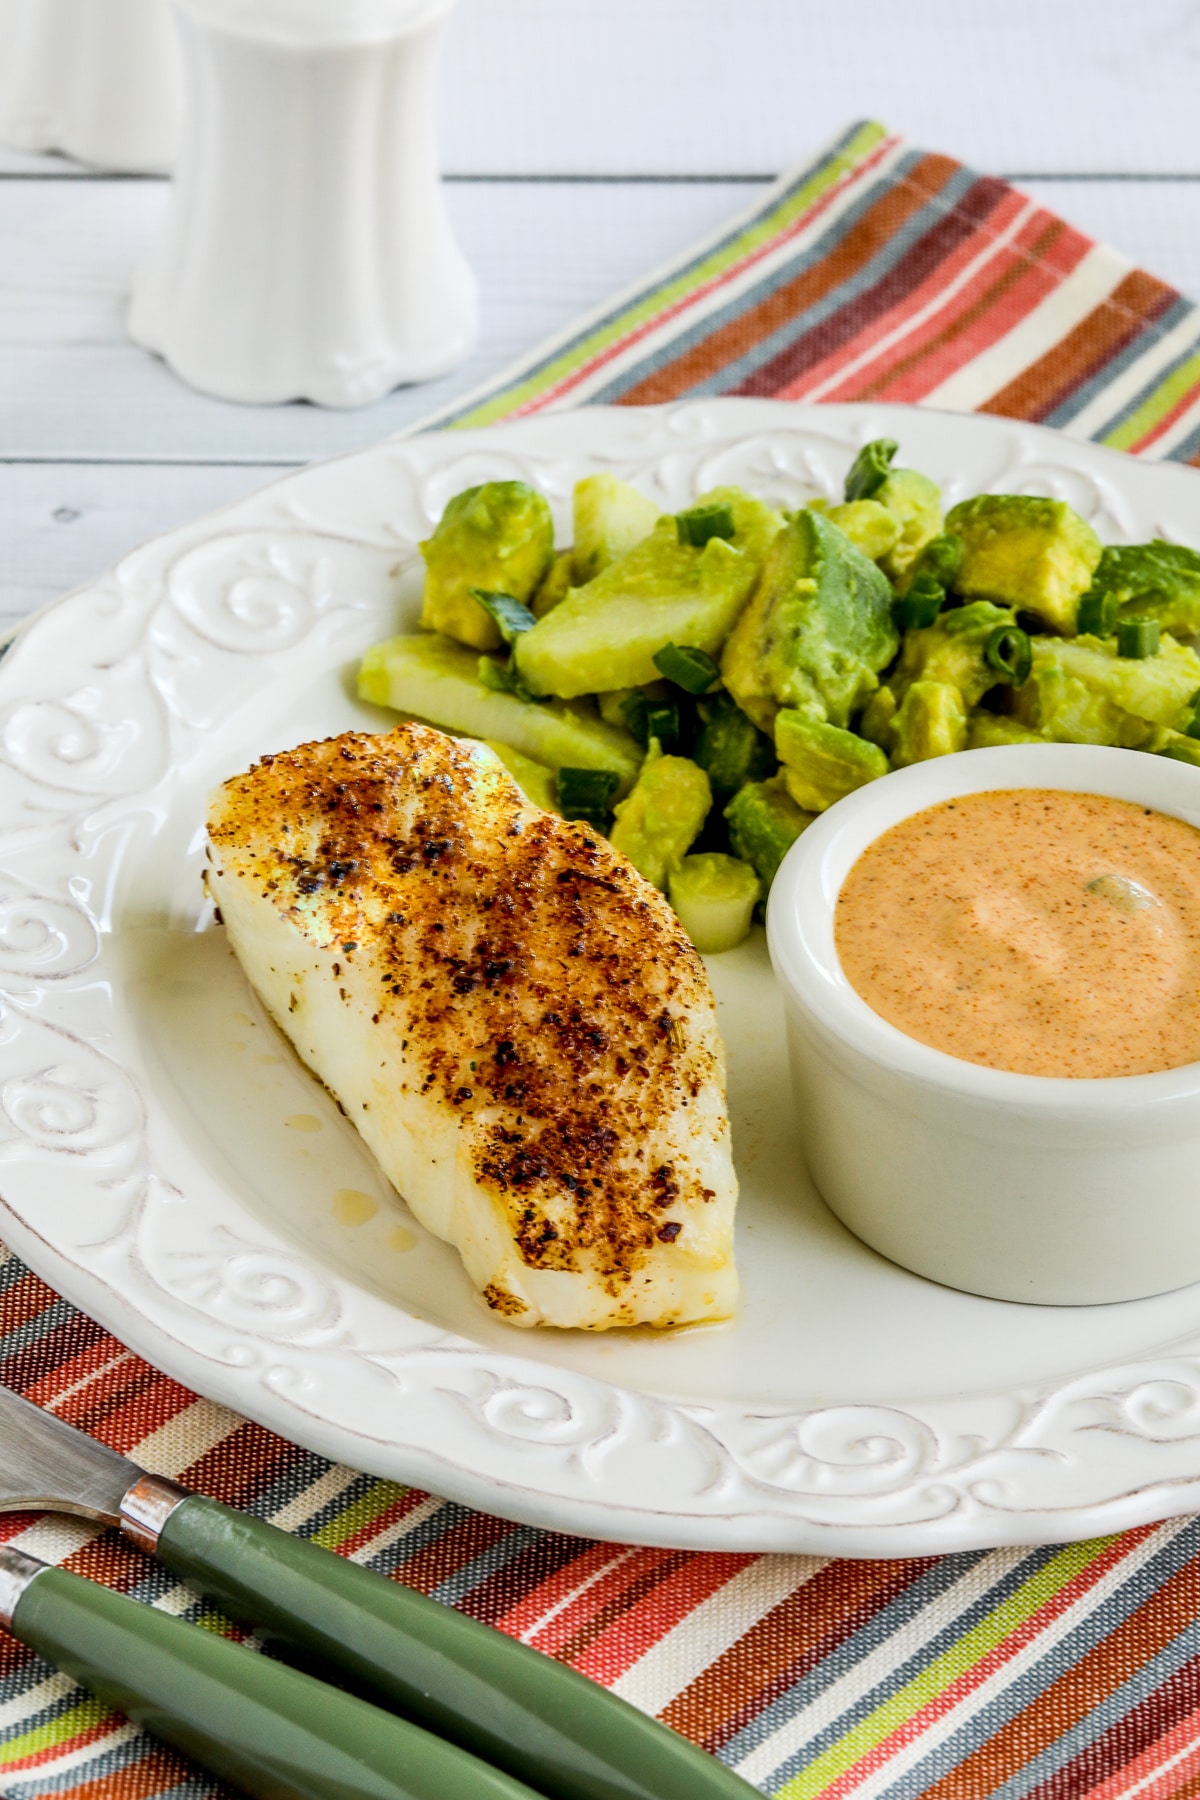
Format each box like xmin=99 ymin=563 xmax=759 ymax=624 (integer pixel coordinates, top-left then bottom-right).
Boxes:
xmin=835 ymin=789 xmax=1200 ymax=1078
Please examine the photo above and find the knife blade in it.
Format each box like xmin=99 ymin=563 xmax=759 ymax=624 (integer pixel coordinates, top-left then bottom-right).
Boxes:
xmin=0 ymin=1383 xmax=757 ymax=1800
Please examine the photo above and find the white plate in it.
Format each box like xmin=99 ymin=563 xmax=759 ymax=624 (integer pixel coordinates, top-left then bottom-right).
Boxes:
xmin=7 ymin=398 xmax=1200 ymax=1558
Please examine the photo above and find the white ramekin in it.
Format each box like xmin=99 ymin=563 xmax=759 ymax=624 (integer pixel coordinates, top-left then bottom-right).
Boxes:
xmin=767 ymin=743 xmax=1200 ymax=1306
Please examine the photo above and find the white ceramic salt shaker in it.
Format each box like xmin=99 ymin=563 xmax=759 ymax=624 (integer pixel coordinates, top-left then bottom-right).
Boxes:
xmin=129 ymin=0 xmax=478 ymax=408
xmin=0 ymin=0 xmax=183 ymax=173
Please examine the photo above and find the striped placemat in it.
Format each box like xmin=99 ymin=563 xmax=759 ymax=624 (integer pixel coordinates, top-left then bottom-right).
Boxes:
xmin=6 ymin=119 xmax=1200 ymax=1800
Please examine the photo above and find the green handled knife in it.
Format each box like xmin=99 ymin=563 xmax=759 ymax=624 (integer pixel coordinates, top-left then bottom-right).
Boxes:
xmin=0 ymin=1383 xmax=757 ymax=1800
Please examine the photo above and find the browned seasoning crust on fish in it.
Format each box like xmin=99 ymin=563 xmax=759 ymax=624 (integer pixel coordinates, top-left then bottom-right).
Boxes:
xmin=207 ymin=724 xmax=727 ymax=1309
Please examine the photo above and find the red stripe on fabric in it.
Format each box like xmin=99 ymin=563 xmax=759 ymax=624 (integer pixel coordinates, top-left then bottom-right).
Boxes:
xmin=730 ymin=171 xmax=1013 ymax=398
xmin=508 ymin=133 xmax=905 ymax=419
xmin=179 ymin=1418 xmax=310 ymax=1508
xmin=568 ymin=1553 xmax=753 ymax=1686
xmin=529 ymin=1548 xmax=691 ymax=1669
xmin=4 ymin=1714 xmax=123 ymax=1772
xmin=616 ymin=150 xmax=961 ymax=409
xmin=1028 ymin=1652 xmax=1200 ymax=1800
xmin=26 ymin=1341 xmax=131 ymax=1410
xmin=497 ymin=1541 xmax=632 ymax=1644
xmin=0 ymin=1268 xmax=71 ymax=1341
xmin=980 ymin=266 xmax=1179 ymax=422
xmin=0 ymin=1313 xmax=113 ymax=1395
xmin=819 ymin=210 xmax=1094 ymax=405
xmin=1129 ymin=374 xmax=1200 ymax=455
xmin=51 ymin=1362 xmax=197 ymax=1457
xmin=332 ymin=1491 xmax=425 ymax=1563
xmin=390 ymin=1509 xmax=520 ymax=1597
xmin=817 ymin=1529 xmax=1154 ymax=1800
xmin=917 ymin=1529 xmax=1200 ymax=1800
xmin=664 ymin=1557 xmax=936 ymax=1752
xmin=21 ymin=1748 xmax=198 ymax=1800
xmin=456 ymin=1534 xmax=601 ymax=1631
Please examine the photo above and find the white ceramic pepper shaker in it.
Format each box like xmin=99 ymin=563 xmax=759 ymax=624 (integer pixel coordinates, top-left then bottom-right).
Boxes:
xmin=129 ymin=0 xmax=478 ymax=408
xmin=0 ymin=0 xmax=183 ymax=173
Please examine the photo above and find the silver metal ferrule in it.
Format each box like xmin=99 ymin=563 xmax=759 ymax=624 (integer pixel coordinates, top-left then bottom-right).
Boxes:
xmin=0 ymin=1545 xmax=47 ymax=1633
xmin=119 ymin=1474 xmax=189 ymax=1555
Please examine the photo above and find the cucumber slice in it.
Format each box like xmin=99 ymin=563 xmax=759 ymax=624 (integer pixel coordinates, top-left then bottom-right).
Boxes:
xmin=358 ymin=633 xmax=642 ymax=795
xmin=668 ymin=854 xmax=762 ymax=953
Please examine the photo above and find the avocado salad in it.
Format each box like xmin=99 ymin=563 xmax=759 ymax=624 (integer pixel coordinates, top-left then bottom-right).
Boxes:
xmin=358 ymin=439 xmax=1200 ymax=956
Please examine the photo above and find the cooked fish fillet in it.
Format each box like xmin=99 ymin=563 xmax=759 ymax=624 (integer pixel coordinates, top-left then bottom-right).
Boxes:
xmin=206 ymin=723 xmax=738 ymax=1329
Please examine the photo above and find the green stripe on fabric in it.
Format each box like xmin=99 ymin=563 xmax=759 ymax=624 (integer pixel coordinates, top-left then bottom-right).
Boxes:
xmin=0 ymin=1695 xmax=113 ymax=1766
xmin=311 ymin=1480 xmax=407 ymax=1551
xmin=449 ymin=121 xmax=890 ymax=431
xmin=774 ymin=1536 xmax=1118 ymax=1800
xmin=1100 ymin=349 xmax=1200 ymax=453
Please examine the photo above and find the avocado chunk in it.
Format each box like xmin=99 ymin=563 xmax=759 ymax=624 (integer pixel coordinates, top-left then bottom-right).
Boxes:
xmin=668 ymin=854 xmax=762 ymax=954
xmin=725 ymin=776 xmax=815 ymax=891
xmin=515 ymin=487 xmax=781 ymax=701
xmin=1022 ymin=632 xmax=1200 ymax=730
xmin=887 ymin=601 xmax=1017 ymax=710
xmin=824 ymin=499 xmax=903 ymax=562
xmin=966 ymin=711 xmax=1046 ymax=750
xmin=1010 ymin=661 xmax=1154 ymax=748
xmin=482 ymin=741 xmax=560 ymax=812
xmin=875 ymin=468 xmax=944 ymax=582
xmin=775 ymin=710 xmax=889 ymax=810
xmin=721 ymin=509 xmax=899 ymax=733
xmin=532 ymin=549 xmax=574 ymax=619
xmin=357 ymin=632 xmax=642 ymax=794
xmin=571 ymin=474 xmax=662 ymax=585
xmin=419 ymin=481 xmax=555 ymax=652
xmin=608 ymin=745 xmax=712 ymax=890
xmin=1082 ymin=540 xmax=1200 ymax=640
xmin=891 ymin=681 xmax=969 ymax=766
xmin=945 ymin=494 xmax=1102 ymax=634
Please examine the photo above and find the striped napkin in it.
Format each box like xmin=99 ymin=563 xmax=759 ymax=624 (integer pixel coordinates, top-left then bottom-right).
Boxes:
xmin=6 ymin=119 xmax=1200 ymax=1800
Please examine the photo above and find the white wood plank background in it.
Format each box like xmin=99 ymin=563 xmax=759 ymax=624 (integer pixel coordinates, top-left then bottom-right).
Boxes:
xmin=4 ymin=0 xmax=1200 ymax=629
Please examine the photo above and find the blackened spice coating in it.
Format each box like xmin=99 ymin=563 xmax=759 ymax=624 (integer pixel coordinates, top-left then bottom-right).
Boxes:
xmin=208 ymin=724 xmax=730 ymax=1309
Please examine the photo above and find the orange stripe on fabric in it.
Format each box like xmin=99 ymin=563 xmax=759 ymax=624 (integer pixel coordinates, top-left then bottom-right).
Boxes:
xmin=917 ymin=1543 xmax=1200 ymax=1800
xmin=0 ymin=1269 xmax=70 ymax=1338
xmin=180 ymin=1417 xmax=305 ymax=1507
xmin=816 ymin=1530 xmax=1154 ymax=1800
xmin=784 ymin=206 xmax=1085 ymax=405
xmin=392 ymin=1510 xmax=518 ymax=1598
xmin=500 ymin=1541 xmax=632 ymax=1644
xmin=841 ymin=213 xmax=1092 ymax=404
xmin=27 ymin=1342 xmax=131 ymax=1411
xmin=530 ymin=1548 xmax=691 ymax=1669
xmin=615 ymin=150 xmax=957 ymax=407
xmin=51 ymin=1361 xmax=196 ymax=1456
xmin=563 ymin=1553 xmax=754 ymax=1687
xmin=513 ymin=132 xmax=904 ymax=418
xmin=5 ymin=1716 xmax=122 ymax=1773
xmin=663 ymin=1556 xmax=935 ymax=1751
xmin=980 ymin=266 xmax=1178 ymax=420
xmin=35 ymin=1748 xmax=195 ymax=1800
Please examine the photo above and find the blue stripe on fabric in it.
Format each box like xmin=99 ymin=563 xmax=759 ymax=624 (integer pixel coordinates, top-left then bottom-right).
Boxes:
xmin=872 ymin=1517 xmax=1199 ymax=1800
xmin=985 ymin=1604 xmax=1200 ymax=1800
xmin=1088 ymin=320 xmax=1200 ymax=445
xmin=724 ymin=1546 xmax=1049 ymax=1771
xmin=431 ymin=122 xmax=889 ymax=427
xmin=588 ymin=156 xmax=984 ymax=406
xmin=0 ymin=1297 xmax=87 ymax=1365
xmin=1165 ymin=417 xmax=1200 ymax=464
xmin=1038 ymin=296 xmax=1195 ymax=432
xmin=428 ymin=1523 xmax=549 ymax=1609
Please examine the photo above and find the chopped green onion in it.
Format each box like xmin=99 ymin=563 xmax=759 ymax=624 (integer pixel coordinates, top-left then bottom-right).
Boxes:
xmin=983 ymin=624 xmax=1032 ymax=687
xmin=893 ymin=573 xmax=945 ymax=632
xmin=1076 ymin=589 xmax=1119 ymax=637
xmin=475 ymin=655 xmax=544 ymax=705
xmin=912 ymin=532 xmax=964 ymax=589
xmin=1183 ymin=690 xmax=1200 ymax=741
xmin=620 ymin=691 xmax=649 ymax=744
xmin=645 ymin=701 xmax=682 ymax=754
xmin=694 ymin=695 xmax=775 ymax=796
xmin=1117 ymin=616 xmax=1160 ymax=659
xmin=557 ymin=768 xmax=619 ymax=822
xmin=844 ymin=438 xmax=898 ymax=503
xmin=470 ymin=588 xmax=538 ymax=645
xmin=676 ymin=502 xmax=736 ymax=547
xmin=653 ymin=643 xmax=721 ymax=694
